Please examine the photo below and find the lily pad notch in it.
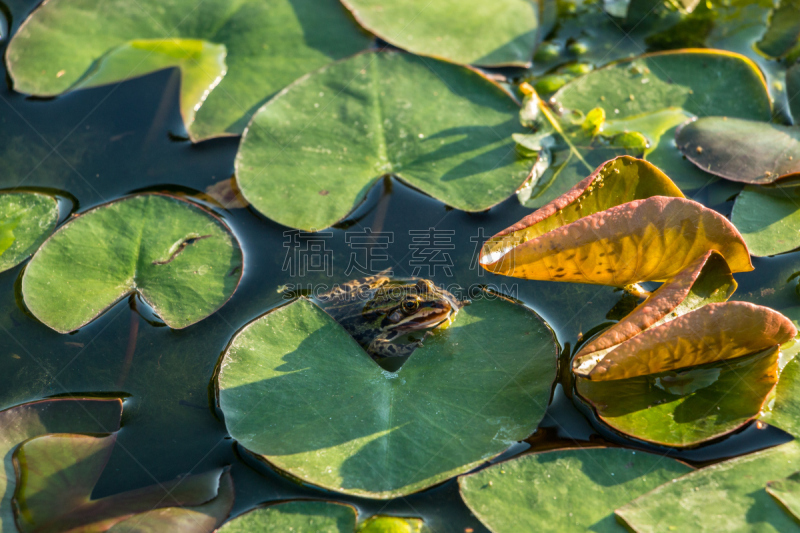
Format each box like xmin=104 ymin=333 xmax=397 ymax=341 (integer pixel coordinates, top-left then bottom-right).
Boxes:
xmin=22 ymin=193 xmax=243 ymax=333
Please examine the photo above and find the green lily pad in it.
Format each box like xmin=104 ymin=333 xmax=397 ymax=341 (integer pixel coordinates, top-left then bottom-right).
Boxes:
xmin=761 ymin=352 xmax=800 ymax=438
xmin=236 ymin=50 xmax=532 ymax=231
xmin=340 ymin=0 xmax=550 ymax=66
xmin=217 ymin=501 xmax=426 ymax=533
xmin=615 ymin=441 xmax=800 ymax=532
xmin=0 ymin=398 xmax=122 ymax=533
xmin=788 ymin=62 xmax=800 ymax=124
xmin=525 ymin=49 xmax=771 ymax=206
xmin=676 ymin=117 xmax=800 ymax=184
xmin=481 ymin=157 xmax=753 ymax=286
xmin=358 ymin=516 xmax=426 ymax=533
xmin=6 ymin=0 xmax=370 ymax=141
xmin=767 ymin=472 xmax=800 ymax=523
xmin=757 ymin=0 xmax=800 ymax=58
xmin=22 ymin=193 xmax=242 ymax=333
xmin=217 ymin=296 xmax=558 ymax=498
xmin=72 ymin=39 xmax=227 ymax=135
xmin=13 ymin=433 xmax=233 ymax=532
xmin=577 ymin=347 xmax=781 ymax=447
xmin=731 ymin=184 xmax=800 ymax=256
xmin=458 ymin=447 xmax=693 ymax=533
xmin=218 ymin=501 xmax=357 ymax=532
xmin=0 ymin=191 xmax=58 ymax=273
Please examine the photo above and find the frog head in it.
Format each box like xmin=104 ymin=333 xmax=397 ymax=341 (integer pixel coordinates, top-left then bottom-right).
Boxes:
xmin=363 ymin=279 xmax=463 ymax=335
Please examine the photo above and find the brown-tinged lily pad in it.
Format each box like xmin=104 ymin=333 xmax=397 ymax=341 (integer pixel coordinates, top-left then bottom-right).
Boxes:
xmin=573 ymin=250 xmax=796 ymax=446
xmin=0 ymin=398 xmax=122 ymax=533
xmin=480 ymin=157 xmax=752 ymax=286
xmin=573 ymin=252 xmax=795 ymax=380
xmin=676 ymin=117 xmax=800 ymax=184
xmin=12 ymin=433 xmax=233 ymax=532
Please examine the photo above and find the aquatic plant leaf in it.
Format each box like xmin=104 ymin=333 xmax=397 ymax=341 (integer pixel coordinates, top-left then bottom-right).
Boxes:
xmin=676 ymin=117 xmax=800 ymax=184
xmin=217 ymin=296 xmax=558 ymax=498
xmin=0 ymin=398 xmax=122 ymax=533
xmin=573 ymin=254 xmax=795 ymax=380
xmin=6 ymin=0 xmax=370 ymax=141
xmin=236 ymin=51 xmax=532 ymax=231
xmin=217 ymin=501 xmax=425 ymax=533
xmin=515 ymin=98 xmax=646 ymax=206
xmin=12 ymin=433 xmax=232 ymax=532
xmin=577 ymin=347 xmax=781 ymax=446
xmin=757 ymin=0 xmax=800 ymax=58
xmin=481 ymin=157 xmax=752 ymax=286
xmin=358 ymin=516 xmax=426 ymax=533
xmin=458 ymin=448 xmax=692 ymax=533
xmin=218 ymin=501 xmax=357 ymax=532
xmin=0 ymin=192 xmax=58 ymax=273
xmin=73 ymin=39 xmax=227 ymax=134
xmin=22 ymin=193 xmax=242 ymax=333
xmin=789 ymin=62 xmax=800 ymax=124
xmin=761 ymin=353 xmax=800 ymax=438
xmin=526 ymin=50 xmax=771 ymax=205
xmin=340 ymin=0 xmax=551 ymax=67
xmin=767 ymin=472 xmax=800 ymax=523
xmin=731 ymin=184 xmax=800 ymax=256
xmin=616 ymin=441 xmax=800 ymax=532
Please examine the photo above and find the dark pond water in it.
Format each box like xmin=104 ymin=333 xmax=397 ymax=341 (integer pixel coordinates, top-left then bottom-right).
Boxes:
xmin=0 ymin=0 xmax=798 ymax=530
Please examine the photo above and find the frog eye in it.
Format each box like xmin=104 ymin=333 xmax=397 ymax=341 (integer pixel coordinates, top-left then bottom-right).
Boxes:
xmin=402 ymin=298 xmax=420 ymax=314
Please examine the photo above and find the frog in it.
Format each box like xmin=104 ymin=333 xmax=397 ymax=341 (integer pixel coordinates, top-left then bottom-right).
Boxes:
xmin=316 ymin=270 xmax=467 ymax=359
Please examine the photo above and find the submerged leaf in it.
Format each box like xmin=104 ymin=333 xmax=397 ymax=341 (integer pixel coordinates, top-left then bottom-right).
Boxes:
xmin=217 ymin=296 xmax=558 ymax=498
xmin=12 ymin=433 xmax=232 ymax=532
xmin=22 ymin=193 xmax=243 ymax=332
xmin=676 ymin=117 xmax=800 ymax=184
xmin=481 ymin=157 xmax=752 ymax=286
xmin=0 ymin=192 xmax=58 ymax=273
xmin=731 ymin=184 xmax=800 ymax=256
xmin=0 ymin=398 xmax=122 ymax=533
xmin=458 ymin=448 xmax=692 ymax=533
xmin=236 ymin=51 xmax=532 ymax=231
xmin=616 ymin=441 xmax=800 ymax=532
xmin=525 ymin=49 xmax=771 ymax=205
xmin=6 ymin=0 xmax=370 ymax=140
xmin=340 ymin=0 xmax=552 ymax=67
